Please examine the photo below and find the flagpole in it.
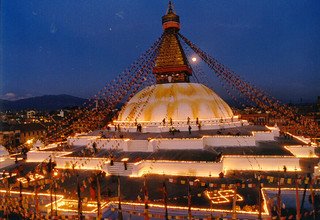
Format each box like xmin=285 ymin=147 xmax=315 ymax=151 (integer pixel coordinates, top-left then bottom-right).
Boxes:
xmin=118 ymin=175 xmax=123 ymax=220
xmin=277 ymin=176 xmax=282 ymax=219
xmin=48 ymin=158 xmax=53 ymax=217
xmin=295 ymin=174 xmax=301 ymax=220
xmin=163 ymin=180 xmax=168 ymax=220
xmin=258 ymin=174 xmax=262 ymax=220
xmin=310 ymin=176 xmax=316 ymax=220
xmin=97 ymin=172 xmax=102 ymax=219
xmin=144 ymin=175 xmax=149 ymax=220
xmin=35 ymin=182 xmax=39 ymax=219
xmin=231 ymin=185 xmax=237 ymax=220
xmin=187 ymin=177 xmax=192 ymax=220
xmin=54 ymin=179 xmax=58 ymax=216
xmin=77 ymin=174 xmax=83 ymax=220
xmin=19 ymin=181 xmax=23 ymax=215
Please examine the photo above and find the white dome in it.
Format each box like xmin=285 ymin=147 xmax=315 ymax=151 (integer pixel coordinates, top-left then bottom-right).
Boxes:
xmin=117 ymin=83 xmax=233 ymax=122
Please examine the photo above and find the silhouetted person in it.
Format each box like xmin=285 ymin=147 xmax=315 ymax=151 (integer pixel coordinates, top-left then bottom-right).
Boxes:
xmin=188 ymin=125 xmax=192 ymax=134
xmin=92 ymin=142 xmax=97 ymax=154
xmin=198 ymin=123 xmax=201 ymax=131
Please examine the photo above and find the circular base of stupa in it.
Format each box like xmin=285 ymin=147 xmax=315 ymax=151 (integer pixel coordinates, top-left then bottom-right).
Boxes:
xmin=112 ymin=116 xmax=247 ymax=133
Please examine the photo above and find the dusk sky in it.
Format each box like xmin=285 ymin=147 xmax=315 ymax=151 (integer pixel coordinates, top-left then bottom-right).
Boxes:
xmin=2 ymin=0 xmax=320 ymax=103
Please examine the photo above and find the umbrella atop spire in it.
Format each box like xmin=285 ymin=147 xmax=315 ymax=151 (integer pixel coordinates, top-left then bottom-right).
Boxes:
xmin=167 ymin=1 xmax=174 ymax=14
xmin=162 ymin=1 xmax=180 ymax=31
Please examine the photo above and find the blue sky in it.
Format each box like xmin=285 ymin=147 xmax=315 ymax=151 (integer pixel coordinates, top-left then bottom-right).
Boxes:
xmin=2 ymin=0 xmax=320 ymax=103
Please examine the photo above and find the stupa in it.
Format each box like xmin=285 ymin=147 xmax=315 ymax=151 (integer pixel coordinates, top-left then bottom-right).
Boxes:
xmin=113 ymin=2 xmax=240 ymax=133
xmin=20 ymin=2 xmax=319 ymax=219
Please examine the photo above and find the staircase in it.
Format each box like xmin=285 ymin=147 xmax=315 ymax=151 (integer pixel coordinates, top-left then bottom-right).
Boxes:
xmin=106 ymin=162 xmax=134 ymax=176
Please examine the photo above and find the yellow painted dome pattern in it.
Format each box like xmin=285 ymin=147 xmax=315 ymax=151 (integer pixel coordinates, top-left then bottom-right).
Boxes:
xmin=117 ymin=83 xmax=234 ymax=122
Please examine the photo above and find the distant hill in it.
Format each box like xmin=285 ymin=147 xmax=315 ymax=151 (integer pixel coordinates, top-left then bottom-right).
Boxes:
xmin=0 ymin=94 xmax=86 ymax=111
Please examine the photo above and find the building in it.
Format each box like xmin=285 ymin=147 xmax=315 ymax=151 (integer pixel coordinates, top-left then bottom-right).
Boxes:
xmin=0 ymin=123 xmax=20 ymax=149
xmin=17 ymin=123 xmax=47 ymax=145
xmin=0 ymin=122 xmax=46 ymax=150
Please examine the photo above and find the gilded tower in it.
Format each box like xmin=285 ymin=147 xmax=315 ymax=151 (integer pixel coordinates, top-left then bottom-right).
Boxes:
xmin=153 ymin=1 xmax=192 ymax=84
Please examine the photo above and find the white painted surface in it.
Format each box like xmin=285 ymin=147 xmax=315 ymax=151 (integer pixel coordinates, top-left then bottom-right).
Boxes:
xmin=67 ymin=136 xmax=98 ymax=146
xmin=223 ymin=156 xmax=301 ymax=171
xmin=27 ymin=151 xmax=71 ymax=162
xmin=252 ymin=131 xmax=274 ymax=141
xmin=55 ymin=156 xmax=107 ymax=170
xmin=203 ymin=136 xmax=256 ymax=147
xmin=152 ymin=138 xmax=203 ymax=150
xmin=285 ymin=145 xmax=317 ymax=158
xmin=96 ymin=139 xmax=128 ymax=150
xmin=0 ymin=158 xmax=15 ymax=169
xmin=127 ymin=140 xmax=149 ymax=152
xmin=132 ymin=160 xmax=223 ymax=177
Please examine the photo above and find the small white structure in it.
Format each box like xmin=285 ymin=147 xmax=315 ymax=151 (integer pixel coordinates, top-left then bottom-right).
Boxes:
xmin=57 ymin=110 xmax=64 ymax=118
xmin=0 ymin=145 xmax=14 ymax=169
xmin=31 ymin=139 xmax=45 ymax=151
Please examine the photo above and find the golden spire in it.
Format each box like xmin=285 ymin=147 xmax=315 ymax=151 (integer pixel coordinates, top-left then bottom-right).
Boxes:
xmin=153 ymin=1 xmax=192 ymax=84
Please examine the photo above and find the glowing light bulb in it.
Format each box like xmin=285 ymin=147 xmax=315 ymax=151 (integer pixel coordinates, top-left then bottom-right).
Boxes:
xmin=192 ymin=57 xmax=197 ymax=62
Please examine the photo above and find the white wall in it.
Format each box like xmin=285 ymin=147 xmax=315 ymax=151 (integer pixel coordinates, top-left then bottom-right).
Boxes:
xmin=0 ymin=158 xmax=15 ymax=169
xmin=126 ymin=140 xmax=149 ymax=152
xmin=67 ymin=136 xmax=98 ymax=146
xmin=150 ymin=138 xmax=203 ymax=150
xmin=27 ymin=151 xmax=71 ymax=162
xmin=285 ymin=146 xmax=317 ymax=158
xmin=96 ymin=139 xmax=128 ymax=150
xmin=223 ymin=156 xmax=301 ymax=172
xmin=54 ymin=156 xmax=107 ymax=170
xmin=132 ymin=160 xmax=223 ymax=177
xmin=252 ymin=131 xmax=274 ymax=141
xmin=203 ymin=136 xmax=256 ymax=147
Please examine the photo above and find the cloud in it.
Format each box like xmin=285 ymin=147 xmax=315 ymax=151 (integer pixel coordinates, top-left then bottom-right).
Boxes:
xmin=0 ymin=93 xmax=33 ymax=101
xmin=115 ymin=11 xmax=125 ymax=20
xmin=1 ymin=93 xmax=17 ymax=101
